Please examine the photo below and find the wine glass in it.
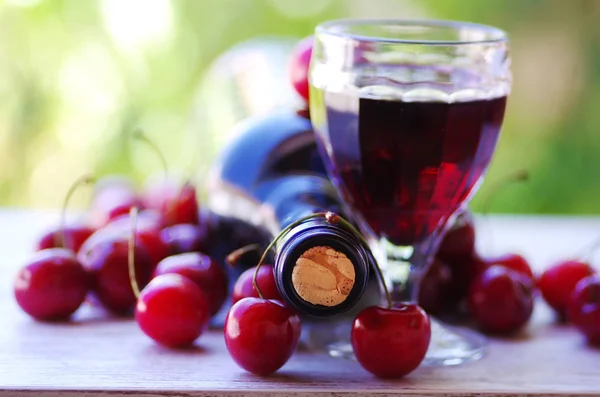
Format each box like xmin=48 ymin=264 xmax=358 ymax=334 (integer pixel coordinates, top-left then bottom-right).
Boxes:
xmin=309 ymin=19 xmax=511 ymax=366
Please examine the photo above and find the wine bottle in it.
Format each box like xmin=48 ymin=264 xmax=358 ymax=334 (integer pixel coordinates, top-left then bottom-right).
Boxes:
xmin=207 ymin=110 xmax=378 ymax=317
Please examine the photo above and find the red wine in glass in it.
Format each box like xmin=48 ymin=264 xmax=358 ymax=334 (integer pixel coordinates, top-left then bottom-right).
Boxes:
xmin=319 ymin=93 xmax=507 ymax=247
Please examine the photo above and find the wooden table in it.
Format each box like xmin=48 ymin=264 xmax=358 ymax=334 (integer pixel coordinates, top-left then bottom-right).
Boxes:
xmin=1 ymin=209 xmax=599 ymax=396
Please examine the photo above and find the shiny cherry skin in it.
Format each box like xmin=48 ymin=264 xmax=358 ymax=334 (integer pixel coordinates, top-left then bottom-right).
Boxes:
xmin=160 ymin=223 xmax=208 ymax=255
xmin=538 ymin=260 xmax=595 ymax=318
xmin=109 ymin=209 xmax=164 ymax=231
xmin=135 ymin=273 xmax=210 ymax=347
xmin=224 ymin=297 xmax=301 ymax=375
xmin=351 ymin=304 xmax=431 ymax=378
xmin=288 ymin=36 xmax=313 ymax=102
xmin=468 ymin=265 xmax=534 ymax=334
xmin=78 ymin=236 xmax=153 ymax=314
xmin=153 ymin=252 xmax=228 ymax=316
xmin=143 ymin=178 xmax=199 ymax=227
xmin=36 ymin=224 xmax=95 ymax=253
xmin=79 ymin=219 xmax=168 ymax=268
xmin=436 ymin=211 xmax=476 ymax=264
xmin=568 ymin=275 xmax=600 ymax=345
xmin=418 ymin=258 xmax=453 ymax=314
xmin=232 ymin=265 xmax=282 ymax=304
xmin=482 ymin=253 xmax=534 ymax=280
xmin=90 ymin=176 xmax=144 ymax=228
xmin=14 ymin=248 xmax=89 ymax=320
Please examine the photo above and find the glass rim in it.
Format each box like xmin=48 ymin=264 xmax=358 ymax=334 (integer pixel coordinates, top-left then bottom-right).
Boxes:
xmin=315 ymin=18 xmax=508 ymax=45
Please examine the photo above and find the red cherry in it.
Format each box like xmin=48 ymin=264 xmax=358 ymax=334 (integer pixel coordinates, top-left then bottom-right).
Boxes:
xmin=468 ymin=265 xmax=534 ymax=334
xmin=482 ymin=254 xmax=534 ymax=280
xmin=418 ymin=258 xmax=453 ymax=314
xmin=441 ymin=252 xmax=487 ymax=305
xmin=568 ymin=275 xmax=600 ymax=345
xmin=436 ymin=211 xmax=476 ymax=264
xmin=14 ymin=248 xmax=89 ymax=320
xmin=79 ymin=220 xmax=168 ymax=268
xmin=288 ymin=36 xmax=313 ymax=102
xmin=351 ymin=304 xmax=431 ymax=378
xmin=90 ymin=176 xmax=144 ymax=227
xmin=109 ymin=209 xmax=164 ymax=231
xmin=232 ymin=265 xmax=282 ymax=304
xmin=160 ymin=223 xmax=208 ymax=255
xmin=144 ymin=178 xmax=199 ymax=227
xmin=36 ymin=225 xmax=95 ymax=253
xmin=224 ymin=297 xmax=301 ymax=375
xmin=78 ymin=235 xmax=153 ymax=314
xmin=153 ymin=252 xmax=228 ymax=316
xmin=135 ymin=273 xmax=210 ymax=347
xmin=538 ymin=260 xmax=595 ymax=318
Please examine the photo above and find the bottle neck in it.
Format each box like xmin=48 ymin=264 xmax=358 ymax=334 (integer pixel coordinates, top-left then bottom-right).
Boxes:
xmin=274 ymin=217 xmax=372 ymax=317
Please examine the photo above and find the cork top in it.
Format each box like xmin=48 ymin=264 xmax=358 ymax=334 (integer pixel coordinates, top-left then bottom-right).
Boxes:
xmin=291 ymin=246 xmax=356 ymax=307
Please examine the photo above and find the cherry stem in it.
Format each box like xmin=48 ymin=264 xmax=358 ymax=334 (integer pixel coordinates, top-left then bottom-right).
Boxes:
xmin=226 ymin=243 xmax=262 ymax=268
xmin=325 ymin=212 xmax=393 ymax=309
xmin=481 ymin=169 xmax=529 ymax=216
xmin=128 ymin=207 xmax=141 ymax=299
xmin=133 ymin=130 xmax=169 ymax=180
xmin=57 ymin=174 xmax=95 ymax=249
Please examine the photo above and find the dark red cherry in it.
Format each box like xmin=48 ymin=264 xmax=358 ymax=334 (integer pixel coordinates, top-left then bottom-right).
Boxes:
xmin=288 ymin=36 xmax=313 ymax=102
xmin=36 ymin=224 xmax=95 ymax=253
xmin=135 ymin=273 xmax=210 ymax=347
xmin=436 ymin=211 xmax=476 ymax=264
xmin=224 ymin=297 xmax=301 ymax=375
xmin=351 ymin=304 xmax=431 ymax=378
xmin=153 ymin=252 xmax=228 ymax=316
xmin=160 ymin=223 xmax=208 ymax=255
xmin=468 ymin=265 xmax=534 ymax=334
xmin=14 ymin=248 xmax=89 ymax=320
xmin=143 ymin=177 xmax=199 ymax=227
xmin=232 ymin=265 xmax=282 ymax=303
xmin=538 ymin=260 xmax=595 ymax=319
xmin=418 ymin=258 xmax=453 ymax=314
xmin=568 ymin=275 xmax=600 ymax=345
xmin=78 ymin=235 xmax=153 ymax=314
xmin=79 ymin=219 xmax=168 ymax=268
xmin=90 ymin=176 xmax=144 ymax=227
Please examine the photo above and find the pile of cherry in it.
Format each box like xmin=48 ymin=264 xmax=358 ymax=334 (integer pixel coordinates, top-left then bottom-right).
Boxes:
xmin=11 ymin=35 xmax=600 ymax=381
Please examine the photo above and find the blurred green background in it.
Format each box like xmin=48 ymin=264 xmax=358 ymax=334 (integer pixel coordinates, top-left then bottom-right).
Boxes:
xmin=1 ymin=0 xmax=599 ymax=214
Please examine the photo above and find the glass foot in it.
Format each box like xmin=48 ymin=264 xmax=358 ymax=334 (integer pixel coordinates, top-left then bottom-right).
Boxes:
xmin=304 ymin=318 xmax=487 ymax=367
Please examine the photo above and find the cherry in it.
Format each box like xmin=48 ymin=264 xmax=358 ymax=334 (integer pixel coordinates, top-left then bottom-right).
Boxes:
xmin=224 ymin=297 xmax=301 ymax=375
xmin=153 ymin=252 xmax=228 ymax=316
xmin=14 ymin=248 xmax=89 ymax=320
xmin=351 ymin=304 xmax=431 ymax=378
xmin=538 ymin=260 xmax=595 ymax=319
xmin=160 ymin=223 xmax=208 ymax=255
xmin=568 ymin=275 xmax=600 ymax=345
xmin=437 ymin=211 xmax=476 ymax=264
xmin=288 ymin=36 xmax=313 ymax=102
xmin=482 ymin=253 xmax=534 ymax=280
xmin=135 ymin=273 xmax=210 ymax=347
xmin=79 ymin=219 xmax=168 ymax=268
xmin=418 ymin=258 xmax=453 ymax=314
xmin=232 ymin=265 xmax=282 ymax=304
xmin=468 ymin=265 xmax=534 ymax=334
xmin=143 ymin=177 xmax=200 ymax=227
xmin=90 ymin=176 xmax=144 ymax=227
xmin=36 ymin=224 xmax=95 ymax=253
xmin=78 ymin=235 xmax=153 ymax=314
xmin=109 ymin=209 xmax=164 ymax=231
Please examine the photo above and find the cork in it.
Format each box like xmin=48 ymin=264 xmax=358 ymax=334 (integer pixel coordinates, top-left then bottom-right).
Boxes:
xmin=291 ymin=246 xmax=356 ymax=307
